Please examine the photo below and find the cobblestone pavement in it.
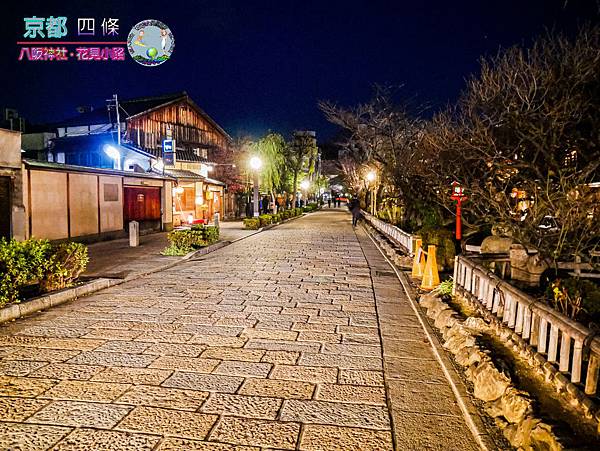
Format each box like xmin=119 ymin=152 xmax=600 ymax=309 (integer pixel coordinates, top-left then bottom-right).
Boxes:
xmin=0 ymin=210 xmax=482 ymax=450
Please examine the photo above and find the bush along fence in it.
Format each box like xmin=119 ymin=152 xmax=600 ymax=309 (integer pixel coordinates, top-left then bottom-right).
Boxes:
xmin=163 ymin=225 xmax=220 ymax=256
xmin=453 ymin=256 xmax=600 ymax=419
xmin=0 ymin=238 xmax=88 ymax=308
xmin=243 ymin=204 xmax=318 ymax=230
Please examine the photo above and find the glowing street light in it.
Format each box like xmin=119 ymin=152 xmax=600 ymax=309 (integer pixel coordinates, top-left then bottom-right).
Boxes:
xmin=104 ymin=144 xmax=121 ymax=170
xmin=250 ymin=156 xmax=262 ymax=217
xmin=365 ymin=170 xmax=377 ymax=214
xmin=300 ymin=180 xmax=310 ymax=190
xmin=250 ymin=156 xmax=262 ymax=170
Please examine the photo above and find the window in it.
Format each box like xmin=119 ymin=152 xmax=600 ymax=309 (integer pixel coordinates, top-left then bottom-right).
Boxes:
xmin=103 ymin=183 xmax=119 ymax=202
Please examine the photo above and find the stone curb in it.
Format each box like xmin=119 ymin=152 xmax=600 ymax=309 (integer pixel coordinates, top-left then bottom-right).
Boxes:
xmin=0 ymin=211 xmax=316 ymax=325
xmin=0 ymin=278 xmax=115 ymax=325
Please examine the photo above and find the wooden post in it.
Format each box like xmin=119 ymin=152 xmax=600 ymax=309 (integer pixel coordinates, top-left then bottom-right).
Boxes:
xmin=585 ymin=354 xmax=599 ymax=396
xmin=523 ymin=308 xmax=532 ymax=340
xmin=538 ymin=318 xmax=548 ymax=354
xmin=547 ymin=324 xmax=559 ymax=363
xmin=530 ymin=313 xmax=540 ymax=347
xmin=572 ymin=340 xmax=583 ymax=384
xmin=559 ymin=333 xmax=571 ymax=372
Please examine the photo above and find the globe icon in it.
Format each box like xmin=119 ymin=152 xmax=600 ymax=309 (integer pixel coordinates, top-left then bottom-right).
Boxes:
xmin=146 ymin=47 xmax=158 ymax=59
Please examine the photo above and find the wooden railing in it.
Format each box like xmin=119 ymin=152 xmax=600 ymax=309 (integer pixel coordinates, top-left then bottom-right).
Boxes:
xmin=453 ymin=255 xmax=600 ymax=397
xmin=361 ymin=211 xmax=418 ymax=256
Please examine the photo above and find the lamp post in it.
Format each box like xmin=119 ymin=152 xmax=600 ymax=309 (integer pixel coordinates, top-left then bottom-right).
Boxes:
xmin=450 ymin=181 xmax=467 ymax=240
xmin=249 ymin=156 xmax=262 ymax=217
xmin=366 ymin=171 xmax=376 ymax=215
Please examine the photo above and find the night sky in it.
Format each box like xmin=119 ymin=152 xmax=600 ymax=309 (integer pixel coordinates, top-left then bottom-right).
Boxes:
xmin=1 ymin=0 xmax=598 ymax=141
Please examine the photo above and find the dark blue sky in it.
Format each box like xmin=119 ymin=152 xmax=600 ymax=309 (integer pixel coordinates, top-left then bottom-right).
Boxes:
xmin=2 ymin=0 xmax=598 ymax=140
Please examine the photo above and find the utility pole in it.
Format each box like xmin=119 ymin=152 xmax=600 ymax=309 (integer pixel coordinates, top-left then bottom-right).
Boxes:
xmin=114 ymin=94 xmax=121 ymax=145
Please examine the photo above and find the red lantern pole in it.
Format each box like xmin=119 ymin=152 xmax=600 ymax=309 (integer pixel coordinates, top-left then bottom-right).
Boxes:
xmin=455 ymin=197 xmax=462 ymax=240
xmin=450 ymin=181 xmax=467 ymax=241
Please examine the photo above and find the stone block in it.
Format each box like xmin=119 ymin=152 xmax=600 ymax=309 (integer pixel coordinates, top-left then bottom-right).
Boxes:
xmin=209 ymin=417 xmax=300 ymax=450
xmin=280 ymin=399 xmax=390 ymax=429
xmin=300 ymin=424 xmax=393 ymax=451
xmin=116 ymin=406 xmax=217 ymax=440
xmin=239 ymin=378 xmax=314 ymax=400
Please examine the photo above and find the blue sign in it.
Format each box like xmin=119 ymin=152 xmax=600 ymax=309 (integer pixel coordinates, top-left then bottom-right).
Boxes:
xmin=162 ymin=139 xmax=174 ymax=165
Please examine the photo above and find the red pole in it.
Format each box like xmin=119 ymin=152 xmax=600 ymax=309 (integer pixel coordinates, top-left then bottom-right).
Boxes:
xmin=456 ymin=199 xmax=462 ymax=240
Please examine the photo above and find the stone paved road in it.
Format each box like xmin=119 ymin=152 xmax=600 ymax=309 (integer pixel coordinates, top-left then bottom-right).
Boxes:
xmin=0 ymin=210 xmax=482 ymax=450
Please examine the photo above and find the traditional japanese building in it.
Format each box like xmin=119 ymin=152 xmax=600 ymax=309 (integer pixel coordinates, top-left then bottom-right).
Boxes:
xmin=26 ymin=91 xmax=232 ymax=227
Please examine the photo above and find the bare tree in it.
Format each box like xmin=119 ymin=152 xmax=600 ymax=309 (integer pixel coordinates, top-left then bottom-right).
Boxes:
xmin=425 ymin=26 xmax=600 ymax=265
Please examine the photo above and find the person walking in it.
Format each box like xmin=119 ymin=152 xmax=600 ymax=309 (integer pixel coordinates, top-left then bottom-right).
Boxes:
xmin=351 ymin=199 xmax=361 ymax=227
xmin=327 ymin=197 xmax=332 ymax=208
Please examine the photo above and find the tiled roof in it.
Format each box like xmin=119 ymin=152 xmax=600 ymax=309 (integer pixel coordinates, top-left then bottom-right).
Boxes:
xmin=161 ymin=169 xmax=225 ymax=186
xmin=163 ymin=169 xmax=204 ymax=180
xmin=125 ymin=145 xmax=211 ymax=163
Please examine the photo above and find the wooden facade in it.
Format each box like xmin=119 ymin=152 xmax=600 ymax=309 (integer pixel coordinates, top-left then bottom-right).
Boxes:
xmin=123 ymin=186 xmax=162 ymax=222
xmin=125 ymin=98 xmax=229 ymax=161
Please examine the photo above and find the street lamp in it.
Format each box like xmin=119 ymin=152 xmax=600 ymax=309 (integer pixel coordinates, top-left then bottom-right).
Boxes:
xmin=104 ymin=144 xmax=121 ymax=170
xmin=249 ymin=156 xmax=262 ymax=217
xmin=300 ymin=180 xmax=310 ymax=205
xmin=366 ymin=171 xmax=377 ymax=215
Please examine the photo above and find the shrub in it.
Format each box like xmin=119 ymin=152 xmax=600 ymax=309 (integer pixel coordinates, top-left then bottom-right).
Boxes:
xmin=161 ymin=244 xmax=191 ymax=256
xmin=295 ymin=208 xmax=303 ymax=216
xmin=40 ymin=242 xmax=88 ymax=293
xmin=433 ymin=278 xmax=453 ymax=297
xmin=545 ymin=278 xmax=600 ymax=322
xmin=282 ymin=210 xmax=291 ymax=220
xmin=191 ymin=225 xmax=219 ymax=244
xmin=0 ymin=238 xmax=51 ymax=307
xmin=167 ymin=230 xmax=206 ymax=251
xmin=258 ymin=214 xmax=272 ymax=227
xmin=243 ymin=218 xmax=260 ymax=230
xmin=418 ymin=227 xmax=456 ymax=271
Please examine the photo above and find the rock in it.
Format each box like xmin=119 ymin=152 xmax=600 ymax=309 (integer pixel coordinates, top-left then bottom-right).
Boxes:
xmin=427 ymin=300 xmax=450 ymax=320
xmin=418 ymin=293 xmax=440 ymax=309
xmin=471 ymin=360 xmax=511 ymax=402
xmin=481 ymin=236 xmax=514 ymax=254
xmin=444 ymin=328 xmax=476 ymax=354
xmin=505 ymin=417 xmax=563 ymax=451
xmin=455 ymin=346 xmax=486 ymax=367
xmin=529 ymin=422 xmax=563 ymax=451
xmin=434 ymin=309 xmax=457 ymax=329
xmin=503 ymin=417 xmax=541 ymax=448
xmin=485 ymin=399 xmax=504 ymax=419
xmin=500 ymin=387 xmax=533 ymax=424
xmin=463 ymin=317 xmax=489 ymax=333
xmin=394 ymin=255 xmax=413 ymax=269
xmin=509 ymin=244 xmax=549 ymax=287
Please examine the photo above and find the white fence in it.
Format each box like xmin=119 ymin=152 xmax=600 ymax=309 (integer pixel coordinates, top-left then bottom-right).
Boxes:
xmin=361 ymin=211 xmax=419 ymax=256
xmin=453 ymin=255 xmax=600 ymax=397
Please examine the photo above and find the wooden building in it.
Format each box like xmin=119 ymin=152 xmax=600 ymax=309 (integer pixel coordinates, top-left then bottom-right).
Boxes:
xmin=39 ymin=92 xmax=232 ymax=226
